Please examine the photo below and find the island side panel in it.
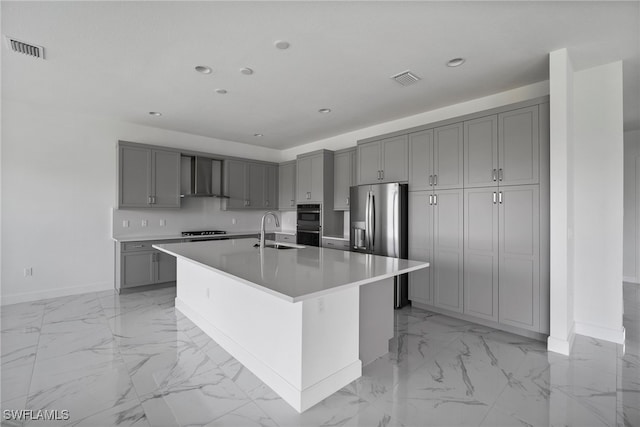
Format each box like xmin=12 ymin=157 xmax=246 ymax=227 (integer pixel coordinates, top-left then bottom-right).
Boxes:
xmin=359 ymin=278 xmax=395 ymax=366
xmin=175 ymin=259 xmax=304 ymax=389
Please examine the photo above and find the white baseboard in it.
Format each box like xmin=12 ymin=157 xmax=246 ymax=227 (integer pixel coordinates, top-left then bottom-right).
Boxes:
xmin=0 ymin=281 xmax=113 ymax=306
xmin=574 ymin=321 xmax=626 ymax=344
xmin=547 ymin=322 xmax=575 ymax=355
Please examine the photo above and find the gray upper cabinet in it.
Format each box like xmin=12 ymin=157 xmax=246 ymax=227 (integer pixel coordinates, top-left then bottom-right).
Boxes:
xmin=408 ymin=130 xmax=433 ymax=192
xmin=498 ymin=106 xmax=540 ymax=186
xmin=432 ymin=189 xmax=464 ymax=313
xmin=223 ymin=159 xmax=278 ymax=210
xmin=118 ymin=144 xmax=180 ymax=209
xmin=463 ymin=187 xmax=499 ymax=321
xmin=334 ymin=148 xmax=356 ymax=210
xmin=296 ymin=151 xmax=332 ymax=203
xmin=357 ymin=135 xmax=408 ymax=185
xmin=464 ymin=115 xmax=499 ymax=188
xmin=408 ymin=191 xmax=433 ymax=305
xmin=498 ymin=185 xmax=540 ymax=331
xmin=279 ymin=161 xmax=296 ymax=210
xmin=433 ymin=123 xmax=464 ymax=190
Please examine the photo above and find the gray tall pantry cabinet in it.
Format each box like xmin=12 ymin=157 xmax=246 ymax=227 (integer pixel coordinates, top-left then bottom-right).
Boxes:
xmin=278 ymin=161 xmax=296 ymax=210
xmin=406 ymin=99 xmax=549 ymax=338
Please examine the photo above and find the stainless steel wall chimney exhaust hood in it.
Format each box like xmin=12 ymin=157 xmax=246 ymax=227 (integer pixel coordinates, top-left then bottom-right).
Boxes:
xmin=180 ymin=156 xmax=227 ymax=198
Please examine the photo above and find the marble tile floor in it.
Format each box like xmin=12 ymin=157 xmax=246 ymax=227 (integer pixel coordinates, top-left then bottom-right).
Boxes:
xmin=0 ymin=283 xmax=638 ymax=427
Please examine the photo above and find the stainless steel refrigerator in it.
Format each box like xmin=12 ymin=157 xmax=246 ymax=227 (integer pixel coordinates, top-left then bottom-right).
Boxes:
xmin=350 ymin=182 xmax=408 ymax=308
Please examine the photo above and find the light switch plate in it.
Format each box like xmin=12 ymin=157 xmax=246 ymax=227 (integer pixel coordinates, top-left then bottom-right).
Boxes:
xmin=122 ymin=220 xmax=129 ymax=228
xmin=160 ymin=219 xmax=166 ymax=227
xmin=141 ymin=219 xmax=148 ymax=227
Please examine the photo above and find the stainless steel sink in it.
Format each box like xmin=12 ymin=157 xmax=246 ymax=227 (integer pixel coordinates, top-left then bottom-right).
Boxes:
xmin=254 ymin=243 xmax=297 ymax=250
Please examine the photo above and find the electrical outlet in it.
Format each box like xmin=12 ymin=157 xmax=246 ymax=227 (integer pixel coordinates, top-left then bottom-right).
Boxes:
xmin=160 ymin=219 xmax=166 ymax=227
xmin=232 ymin=218 xmax=237 ymax=225
xmin=24 ymin=267 xmax=33 ymax=277
xmin=141 ymin=219 xmax=148 ymax=227
xmin=122 ymin=220 xmax=129 ymax=228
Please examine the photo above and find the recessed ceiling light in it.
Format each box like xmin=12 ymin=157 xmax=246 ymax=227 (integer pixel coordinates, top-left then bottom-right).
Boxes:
xmin=318 ymin=108 xmax=332 ymax=114
xmin=447 ymin=58 xmax=466 ymax=67
xmin=274 ymin=40 xmax=290 ymax=50
xmin=215 ymin=89 xmax=227 ymax=94
xmin=195 ymin=65 xmax=212 ymax=74
xmin=240 ymin=67 xmax=254 ymax=75
xmin=149 ymin=112 xmax=162 ymax=116
xmin=254 ymin=133 xmax=263 ymax=137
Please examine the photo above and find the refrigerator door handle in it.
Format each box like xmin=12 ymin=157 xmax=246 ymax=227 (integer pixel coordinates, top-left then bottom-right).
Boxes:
xmin=392 ymin=190 xmax=398 ymax=257
xmin=370 ymin=192 xmax=375 ymax=251
xmin=364 ymin=191 xmax=370 ymax=250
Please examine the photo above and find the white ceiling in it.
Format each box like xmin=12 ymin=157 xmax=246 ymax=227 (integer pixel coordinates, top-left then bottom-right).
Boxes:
xmin=2 ymin=1 xmax=639 ymax=150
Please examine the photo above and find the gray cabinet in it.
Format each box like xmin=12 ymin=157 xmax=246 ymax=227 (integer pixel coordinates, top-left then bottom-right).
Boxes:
xmin=408 ymin=191 xmax=433 ymax=305
xmin=463 ymin=187 xmax=499 ymax=321
xmin=464 ymin=106 xmax=539 ymax=188
xmin=223 ymin=160 xmax=278 ymax=210
xmin=498 ymin=185 xmax=540 ymax=331
xmin=120 ymin=241 xmax=176 ymax=289
xmin=432 ymin=189 xmax=464 ymax=313
xmin=321 ymin=237 xmax=350 ymax=251
xmin=296 ymin=150 xmax=332 ymax=203
xmin=278 ymin=161 xmax=296 ymax=210
xmin=118 ymin=145 xmax=180 ymax=209
xmin=334 ymin=148 xmax=356 ymax=210
xmin=357 ymin=135 xmax=408 ymax=184
xmin=408 ymin=124 xmax=463 ymax=191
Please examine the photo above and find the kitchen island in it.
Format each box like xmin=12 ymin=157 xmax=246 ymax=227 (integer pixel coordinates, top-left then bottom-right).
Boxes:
xmin=153 ymin=238 xmax=429 ymax=412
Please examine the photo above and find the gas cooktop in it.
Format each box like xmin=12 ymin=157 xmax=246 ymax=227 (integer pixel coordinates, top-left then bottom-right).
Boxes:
xmin=181 ymin=230 xmax=227 ymax=236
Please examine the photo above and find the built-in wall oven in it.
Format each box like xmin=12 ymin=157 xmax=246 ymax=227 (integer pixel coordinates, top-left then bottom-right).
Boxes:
xmin=296 ymin=204 xmax=321 ymax=246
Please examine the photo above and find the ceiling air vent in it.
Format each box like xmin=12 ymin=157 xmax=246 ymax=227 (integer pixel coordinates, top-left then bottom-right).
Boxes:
xmin=391 ymin=70 xmax=421 ymax=87
xmin=5 ymin=36 xmax=45 ymax=59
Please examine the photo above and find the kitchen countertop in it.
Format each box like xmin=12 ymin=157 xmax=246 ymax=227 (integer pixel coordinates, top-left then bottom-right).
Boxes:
xmin=153 ymin=238 xmax=428 ymax=303
xmin=112 ymin=231 xmax=271 ymax=243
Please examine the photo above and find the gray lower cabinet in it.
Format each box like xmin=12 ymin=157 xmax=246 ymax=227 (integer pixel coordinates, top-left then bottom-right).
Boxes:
xmin=357 ymin=135 xmax=408 ymax=184
xmin=118 ymin=144 xmax=181 ymax=209
xmin=120 ymin=241 xmax=176 ymax=289
xmin=408 ymin=191 xmax=433 ymax=305
xmin=334 ymin=148 xmax=356 ymax=210
xmin=432 ymin=189 xmax=464 ymax=313
xmin=498 ymin=185 xmax=540 ymax=331
xmin=223 ymin=160 xmax=278 ymax=210
xmin=279 ymin=161 xmax=296 ymax=210
xmin=321 ymin=237 xmax=350 ymax=251
xmin=276 ymin=233 xmax=296 ymax=243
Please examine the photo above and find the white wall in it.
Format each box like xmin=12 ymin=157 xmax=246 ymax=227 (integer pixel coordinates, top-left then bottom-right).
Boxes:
xmin=1 ymin=100 xmax=282 ymax=305
xmin=572 ymin=61 xmax=625 ymax=343
xmin=624 ymin=130 xmax=640 ymax=283
xmin=547 ymin=48 xmax=576 ymax=355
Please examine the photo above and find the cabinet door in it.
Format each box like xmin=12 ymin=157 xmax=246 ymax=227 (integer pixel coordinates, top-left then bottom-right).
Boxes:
xmin=498 ymin=106 xmax=539 ymax=186
xmin=122 ymin=252 xmax=155 ymax=288
xmin=357 ymin=141 xmax=381 ymax=185
xmin=380 ymin=135 xmax=409 ymax=182
xmin=152 ymin=150 xmax=181 ymax=208
xmin=433 ymin=123 xmax=464 ymax=189
xmin=279 ymin=162 xmax=296 ymax=209
xmin=408 ymin=130 xmax=434 ymax=192
xmin=264 ymin=165 xmax=278 ymax=209
xmin=296 ymin=156 xmax=313 ymax=202
xmin=119 ymin=146 xmax=152 ymax=208
xmin=408 ymin=191 xmax=433 ymax=305
xmin=247 ymin=162 xmax=265 ymax=208
xmin=464 ymin=115 xmax=498 ymax=188
xmin=432 ymin=189 xmax=464 ymax=312
xmin=225 ymin=160 xmax=247 ymax=209
xmin=334 ymin=149 xmax=354 ymax=210
xmin=463 ymin=188 xmax=499 ymax=321
xmin=498 ymin=185 xmax=540 ymax=331
xmin=156 ymin=251 xmax=177 ymax=284
xmin=309 ymin=154 xmax=324 ymax=203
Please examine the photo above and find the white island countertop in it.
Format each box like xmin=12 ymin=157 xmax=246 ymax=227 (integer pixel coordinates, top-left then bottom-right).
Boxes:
xmin=153 ymin=238 xmax=428 ymax=303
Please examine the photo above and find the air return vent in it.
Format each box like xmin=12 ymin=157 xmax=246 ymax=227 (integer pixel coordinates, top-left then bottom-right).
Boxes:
xmin=391 ymin=70 xmax=421 ymax=86
xmin=5 ymin=36 xmax=45 ymax=59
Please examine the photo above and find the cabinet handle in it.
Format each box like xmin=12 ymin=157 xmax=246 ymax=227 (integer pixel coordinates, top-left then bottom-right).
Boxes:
xmin=381 ymin=170 xmax=384 ymax=180
xmin=493 ymin=192 xmax=497 ymax=204
xmin=433 ymin=175 xmax=437 ymax=186
xmin=346 ymin=197 xmax=349 ymax=205
xmin=498 ymin=191 xmax=503 ymax=204
xmin=429 ymin=175 xmax=433 ymax=186
xmin=433 ymin=194 xmax=437 ymax=205
xmin=148 ymin=196 xmax=152 ymax=204
xmin=492 ymin=169 xmax=497 ymax=181
xmin=498 ymin=168 xmax=503 ymax=181
xmin=132 ymin=244 xmax=144 ymax=248
xmin=429 ymin=194 xmax=433 ymax=205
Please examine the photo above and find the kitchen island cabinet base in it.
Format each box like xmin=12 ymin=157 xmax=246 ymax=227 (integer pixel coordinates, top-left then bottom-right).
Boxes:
xmin=174 ymin=258 xmax=394 ymax=412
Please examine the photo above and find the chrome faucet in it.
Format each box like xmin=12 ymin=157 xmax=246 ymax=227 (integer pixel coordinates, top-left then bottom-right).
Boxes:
xmin=259 ymin=211 xmax=280 ymax=248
